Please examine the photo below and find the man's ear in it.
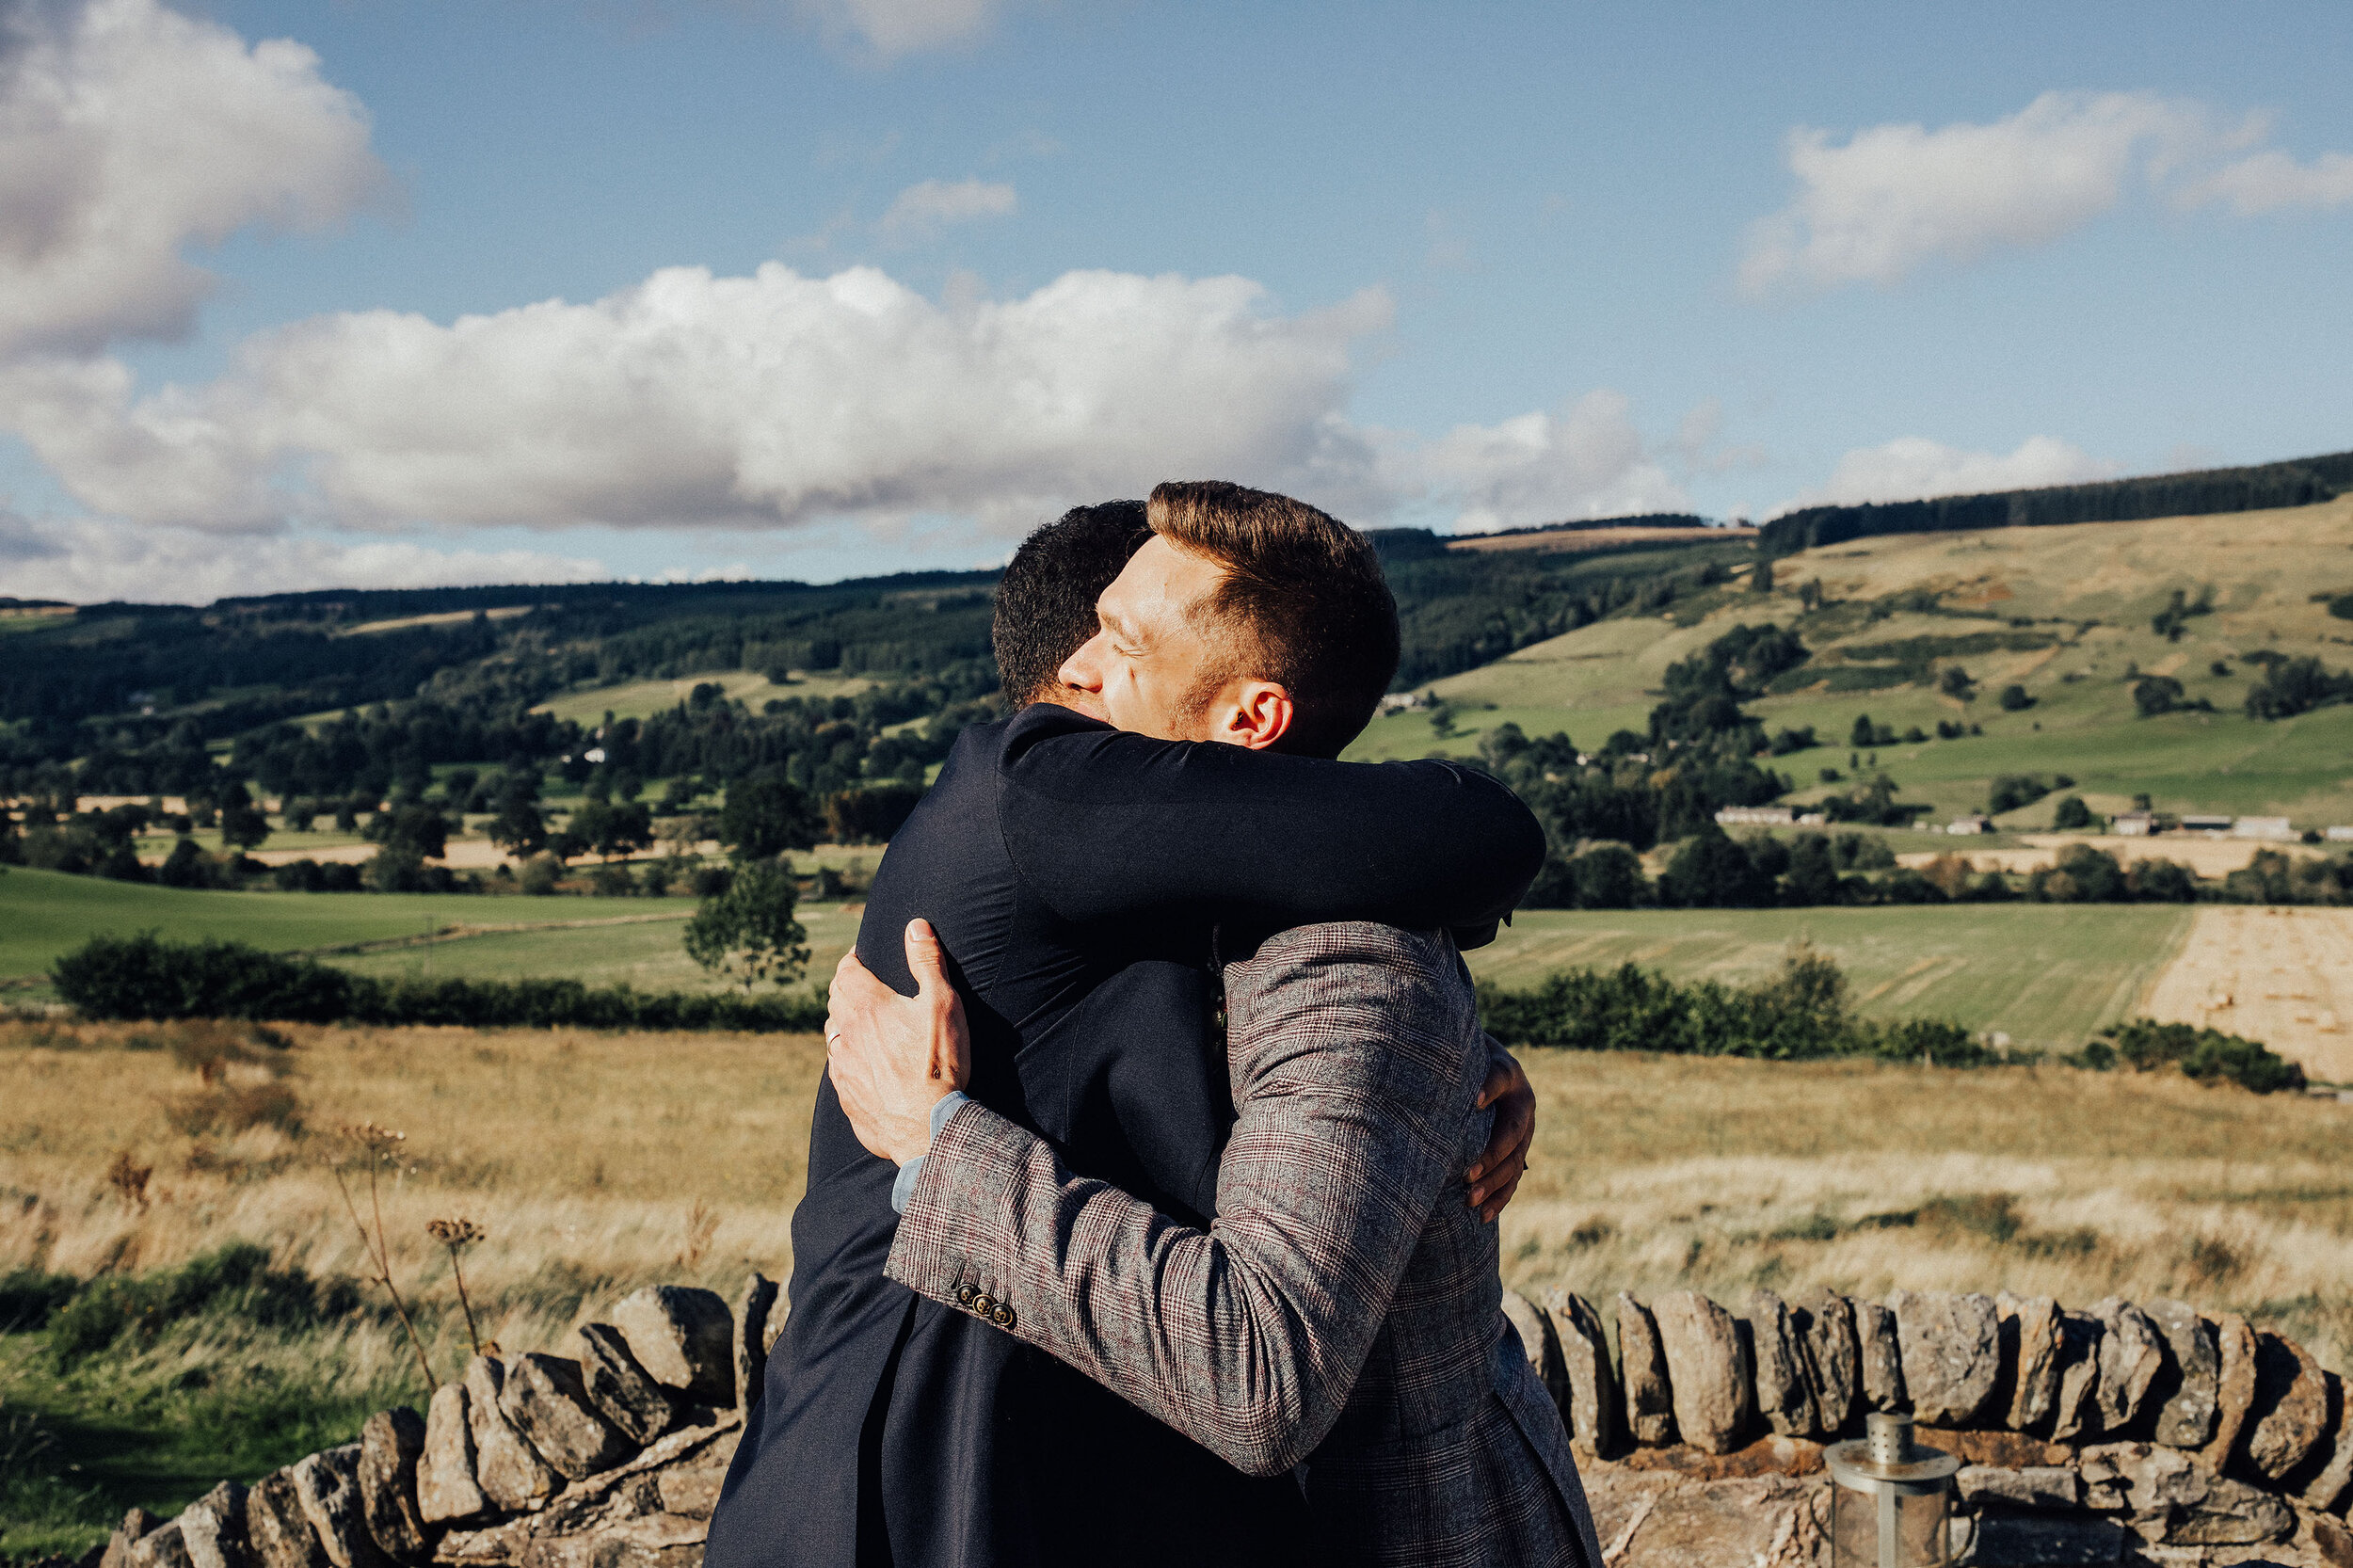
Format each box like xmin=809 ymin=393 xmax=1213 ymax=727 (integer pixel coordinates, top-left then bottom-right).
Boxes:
xmin=1223 ymin=680 xmax=1295 ymax=751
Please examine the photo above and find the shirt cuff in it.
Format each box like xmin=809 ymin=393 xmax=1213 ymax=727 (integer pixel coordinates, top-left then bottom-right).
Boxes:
xmin=890 ymin=1090 xmax=970 ymax=1215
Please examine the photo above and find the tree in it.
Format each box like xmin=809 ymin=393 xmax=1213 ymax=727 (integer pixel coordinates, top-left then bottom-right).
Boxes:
xmin=1658 ymin=824 xmax=1774 ymax=908
xmin=2052 ymin=795 xmax=2094 ymax=831
xmin=216 ymin=781 xmax=271 ymax=852
xmin=683 ymin=861 xmax=810 ymax=991
xmin=2134 ymin=676 xmax=2185 ymax=717
xmin=1939 ymin=665 xmax=1977 ymax=702
xmin=487 ymin=773 xmax=548 ymax=859
xmin=1997 ymin=684 xmax=2034 ymax=712
xmin=718 ymin=774 xmax=821 ymax=862
xmin=824 ymin=783 xmax=925 ymax=845
xmin=1849 ymin=712 xmax=1876 ymax=749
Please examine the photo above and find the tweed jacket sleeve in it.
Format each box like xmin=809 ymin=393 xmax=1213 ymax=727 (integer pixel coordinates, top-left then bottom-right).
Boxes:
xmin=883 ymin=921 xmax=1485 ymax=1479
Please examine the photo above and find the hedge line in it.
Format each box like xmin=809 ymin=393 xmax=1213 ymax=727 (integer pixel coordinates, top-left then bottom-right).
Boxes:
xmin=50 ymin=933 xmax=827 ymax=1032
xmin=1477 ymin=949 xmax=2305 ymax=1093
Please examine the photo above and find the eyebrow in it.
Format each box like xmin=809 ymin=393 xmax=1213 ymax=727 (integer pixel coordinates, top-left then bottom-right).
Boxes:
xmin=1099 ymin=606 xmax=1144 ymax=645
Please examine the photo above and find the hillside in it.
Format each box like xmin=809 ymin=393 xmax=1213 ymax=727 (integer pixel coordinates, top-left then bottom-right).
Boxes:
xmin=1348 ymin=491 xmax=2353 ymax=828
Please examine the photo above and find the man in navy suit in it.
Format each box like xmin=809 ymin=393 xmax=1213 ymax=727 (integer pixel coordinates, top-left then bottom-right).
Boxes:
xmin=706 ymin=497 xmax=1545 ymax=1568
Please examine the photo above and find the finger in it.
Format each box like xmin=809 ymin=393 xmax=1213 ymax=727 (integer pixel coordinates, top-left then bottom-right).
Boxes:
xmin=1472 ymin=1057 xmax=1513 ymax=1112
xmin=904 ymin=919 xmax=949 ymax=999
xmin=1477 ymin=1170 xmax=1524 ymax=1224
xmin=1468 ymin=1144 xmax=1527 ymax=1208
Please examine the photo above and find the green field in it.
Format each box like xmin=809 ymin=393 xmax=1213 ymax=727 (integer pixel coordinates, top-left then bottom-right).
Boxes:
xmin=1347 ymin=496 xmax=2353 ymax=829
xmin=1466 ymin=904 xmax=2190 ymax=1049
xmin=0 ymin=868 xmax=856 ymax=998
xmin=529 ymin=668 xmax=870 ymax=727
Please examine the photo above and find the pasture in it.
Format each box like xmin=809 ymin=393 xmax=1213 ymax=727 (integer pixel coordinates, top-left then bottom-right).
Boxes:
xmin=3 ymin=1016 xmax=2347 ymax=1559
xmin=1471 ymin=904 xmax=2190 ymax=1049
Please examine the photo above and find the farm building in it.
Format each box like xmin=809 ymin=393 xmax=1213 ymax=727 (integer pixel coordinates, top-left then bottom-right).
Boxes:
xmin=1715 ymin=806 xmax=1795 ymax=826
xmin=2329 ymin=825 xmax=2353 ymax=842
xmin=1947 ymin=814 xmax=1991 ymax=835
xmin=2232 ymin=816 xmax=2296 ymax=840
xmin=2181 ymin=814 xmax=2233 ymax=834
xmin=2112 ymin=811 xmax=2155 ymax=836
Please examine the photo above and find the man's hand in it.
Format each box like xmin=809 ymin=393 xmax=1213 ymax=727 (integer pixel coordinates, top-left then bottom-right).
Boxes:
xmin=826 ymin=919 xmax=970 ymax=1164
xmin=1466 ymin=1042 xmax=1534 ymax=1224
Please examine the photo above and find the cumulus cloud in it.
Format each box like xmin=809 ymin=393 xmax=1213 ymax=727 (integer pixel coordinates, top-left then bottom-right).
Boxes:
xmin=1739 ymin=92 xmax=2204 ymax=294
xmin=876 ymin=176 xmax=1016 ymax=242
xmin=1773 ymin=434 xmax=2117 ymax=514
xmin=0 ymin=505 xmax=606 ymax=601
xmin=0 ymin=263 xmax=1395 ymax=536
xmin=789 ymin=0 xmax=999 ymax=56
xmin=1738 ymin=90 xmax=2353 ymax=294
xmin=1410 ymin=391 xmax=1690 ymax=533
xmin=0 ymin=0 xmax=387 ymax=358
xmin=2177 ymin=148 xmax=2353 ymax=215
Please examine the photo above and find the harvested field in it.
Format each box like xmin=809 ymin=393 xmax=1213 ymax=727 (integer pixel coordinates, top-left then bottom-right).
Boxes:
xmin=1448 ymin=525 xmax=1753 ymax=554
xmin=1895 ymin=832 xmax=2325 ymax=878
xmin=2137 ymin=904 xmax=2353 ymax=1082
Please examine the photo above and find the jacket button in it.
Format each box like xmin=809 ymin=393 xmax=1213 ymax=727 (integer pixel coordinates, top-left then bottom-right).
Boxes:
xmin=955 ymin=1284 xmax=978 ymax=1306
xmin=971 ymin=1294 xmax=997 ymax=1318
xmin=991 ymin=1304 xmax=1016 ymax=1329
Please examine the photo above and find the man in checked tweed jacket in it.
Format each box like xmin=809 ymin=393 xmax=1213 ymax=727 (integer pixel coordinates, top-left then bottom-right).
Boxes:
xmin=824 ymin=482 xmax=1602 ymax=1566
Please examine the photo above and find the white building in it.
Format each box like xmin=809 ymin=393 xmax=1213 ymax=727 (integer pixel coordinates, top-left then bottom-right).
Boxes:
xmin=1716 ymin=806 xmax=1795 ymax=827
xmin=1947 ymin=815 xmax=1991 ymax=835
xmin=2233 ymin=816 xmax=2296 ymax=841
xmin=2327 ymin=825 xmax=2353 ymax=843
xmin=2112 ymin=811 xmax=2155 ymax=837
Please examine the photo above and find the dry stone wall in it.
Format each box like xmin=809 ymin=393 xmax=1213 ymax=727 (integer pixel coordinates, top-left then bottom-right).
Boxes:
xmin=57 ymin=1276 xmax=2352 ymax=1568
xmin=1516 ymin=1285 xmax=2353 ymax=1568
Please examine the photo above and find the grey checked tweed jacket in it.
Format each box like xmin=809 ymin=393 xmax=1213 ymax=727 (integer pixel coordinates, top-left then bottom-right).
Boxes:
xmin=886 ymin=922 xmax=1602 ymax=1567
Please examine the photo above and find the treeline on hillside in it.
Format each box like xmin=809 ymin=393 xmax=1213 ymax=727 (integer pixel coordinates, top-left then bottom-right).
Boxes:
xmin=50 ymin=934 xmax=825 ymax=1032
xmin=1757 ymin=448 xmax=2353 ymax=554
xmin=1368 ymin=531 xmax=1761 ymax=687
xmin=1477 ymin=947 xmax=2304 ymax=1094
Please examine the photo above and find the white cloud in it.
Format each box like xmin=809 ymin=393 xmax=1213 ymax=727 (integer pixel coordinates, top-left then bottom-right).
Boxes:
xmin=2177 ymin=148 xmax=2353 ymax=215
xmin=0 ymin=506 xmax=606 ymax=601
xmin=0 ymin=0 xmax=387 ymax=358
xmin=1736 ymin=89 xmax=2353 ymax=294
xmin=1411 ymin=391 xmax=1690 ymax=533
xmin=789 ymin=0 xmax=999 ymax=57
xmin=1773 ymin=435 xmax=2117 ymax=514
xmin=0 ymin=263 xmax=1395 ymax=536
xmin=1739 ymin=92 xmax=2207 ymax=294
xmin=876 ymin=176 xmax=1016 ymax=242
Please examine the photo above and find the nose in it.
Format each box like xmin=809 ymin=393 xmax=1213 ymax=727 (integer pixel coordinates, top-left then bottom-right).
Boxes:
xmin=1058 ymin=631 xmax=1109 ymax=694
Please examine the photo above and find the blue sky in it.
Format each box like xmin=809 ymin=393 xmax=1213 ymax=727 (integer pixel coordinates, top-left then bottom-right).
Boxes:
xmin=2 ymin=0 xmax=2348 ymax=600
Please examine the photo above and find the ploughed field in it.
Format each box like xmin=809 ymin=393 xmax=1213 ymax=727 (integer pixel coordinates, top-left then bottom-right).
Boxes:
xmin=4 ymin=1015 xmax=2348 ymax=1558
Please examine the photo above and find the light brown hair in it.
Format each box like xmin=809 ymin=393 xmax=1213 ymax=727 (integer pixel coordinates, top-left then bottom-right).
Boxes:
xmin=1147 ymin=479 xmax=1400 ymax=758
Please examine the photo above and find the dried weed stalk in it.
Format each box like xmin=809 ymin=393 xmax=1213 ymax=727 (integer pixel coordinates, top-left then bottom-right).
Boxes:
xmin=104 ymin=1148 xmax=152 ymax=1212
xmin=334 ymin=1122 xmax=436 ymax=1389
xmin=426 ymin=1216 xmax=488 ymax=1359
xmin=677 ymin=1198 xmax=718 ymax=1272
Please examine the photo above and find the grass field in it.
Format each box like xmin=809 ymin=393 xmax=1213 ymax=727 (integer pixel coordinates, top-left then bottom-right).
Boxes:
xmin=1345 ymin=495 xmax=2353 ymax=828
xmin=528 ymin=668 xmax=870 ymax=727
xmin=1472 ymin=904 xmax=2189 ymax=1048
xmin=327 ymin=901 xmax=863 ymax=995
xmin=3 ymin=1016 xmax=2346 ymax=1559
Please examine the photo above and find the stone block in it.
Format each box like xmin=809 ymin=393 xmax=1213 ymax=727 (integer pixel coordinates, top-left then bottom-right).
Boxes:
xmin=2051 ymin=1309 xmax=2106 ymax=1442
xmin=576 ymin=1324 xmax=676 ymax=1448
xmin=1616 ymin=1292 xmax=1675 ymax=1447
xmin=653 ymin=1458 xmax=729 ymax=1521
xmin=416 ymin=1384 xmax=489 ymax=1528
xmin=732 ymin=1273 xmax=777 ymax=1418
xmin=102 ymin=1510 xmax=159 ymax=1568
xmin=2295 ymin=1370 xmax=2352 ymax=1514
xmin=1958 ymin=1464 xmax=2081 ymax=1510
xmin=2089 ymin=1298 xmax=2165 ymax=1434
xmin=611 ymin=1287 xmax=734 ymax=1408
xmin=1741 ymin=1289 xmax=1817 ymax=1437
xmin=128 ymin=1522 xmax=191 ymax=1568
xmin=500 ymin=1353 xmax=634 ymax=1480
xmin=243 ymin=1472 xmax=328 ymax=1568
xmin=1501 ymin=1288 xmax=1568 ymax=1414
xmin=1887 ymin=1288 xmax=2000 ymax=1427
xmin=292 ymin=1446 xmax=393 ymax=1568
xmin=179 ymin=1481 xmax=251 ymax=1568
xmin=464 ymin=1356 xmax=561 ymax=1513
xmin=2247 ymin=1332 xmax=2330 ymax=1481
xmin=2198 ymin=1311 xmax=2260 ymax=1474
xmin=1794 ymin=1291 xmax=1858 ymax=1435
xmin=1997 ymin=1290 xmax=2063 ymax=1432
xmin=1543 ymin=1288 xmax=1621 ymax=1454
xmin=2168 ymin=1473 xmax=2297 ymax=1545
xmin=1856 ymin=1299 xmax=1906 ymax=1414
xmin=1651 ymin=1290 xmax=1753 ymax=1455
xmin=2140 ymin=1297 xmax=2219 ymax=1449
xmin=1970 ymin=1512 xmax=2125 ymax=1564
xmin=356 ymin=1408 xmax=431 ymax=1563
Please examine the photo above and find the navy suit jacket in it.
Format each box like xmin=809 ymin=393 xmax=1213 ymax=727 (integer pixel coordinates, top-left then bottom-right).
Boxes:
xmin=706 ymin=706 xmax=1545 ymax=1568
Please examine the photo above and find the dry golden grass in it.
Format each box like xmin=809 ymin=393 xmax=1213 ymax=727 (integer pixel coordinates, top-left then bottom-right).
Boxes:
xmin=5 ymin=1018 xmax=2346 ymax=1392
xmin=1505 ymin=1050 xmax=2353 ymax=1372
xmin=0 ymin=1018 xmax=824 ymax=1398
